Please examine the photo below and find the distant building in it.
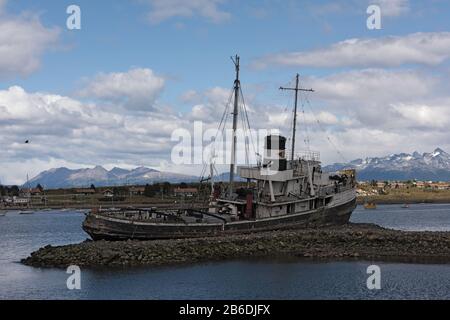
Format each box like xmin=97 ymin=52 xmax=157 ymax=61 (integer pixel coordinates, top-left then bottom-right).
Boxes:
xmin=20 ymin=188 xmax=43 ymax=196
xmin=174 ymin=187 xmax=198 ymax=197
xmin=393 ymin=182 xmax=407 ymax=189
xmin=75 ymin=188 xmax=96 ymax=195
xmin=13 ymin=196 xmax=29 ymax=205
xmin=376 ymin=182 xmax=386 ymax=189
xmin=429 ymin=182 xmax=450 ymax=190
xmin=129 ymin=186 xmax=145 ymax=196
xmin=103 ymin=189 xmax=114 ymax=198
xmin=1 ymin=197 xmax=13 ymax=204
xmin=414 ymin=181 xmax=426 ymax=188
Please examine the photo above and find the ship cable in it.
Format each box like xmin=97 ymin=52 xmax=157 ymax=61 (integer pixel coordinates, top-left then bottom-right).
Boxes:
xmin=238 ymin=86 xmax=258 ymax=165
xmin=199 ymin=85 xmax=235 ymax=182
xmin=304 ymin=95 xmax=348 ymax=164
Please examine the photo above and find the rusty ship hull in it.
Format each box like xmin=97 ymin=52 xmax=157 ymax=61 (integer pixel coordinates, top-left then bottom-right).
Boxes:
xmin=82 ymin=197 xmax=356 ymax=241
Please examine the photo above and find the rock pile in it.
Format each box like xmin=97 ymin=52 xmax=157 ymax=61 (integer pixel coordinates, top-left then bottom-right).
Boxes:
xmin=22 ymin=223 xmax=450 ymax=268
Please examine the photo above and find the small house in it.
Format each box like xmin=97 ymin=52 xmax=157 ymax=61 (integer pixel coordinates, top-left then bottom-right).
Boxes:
xmin=103 ymin=189 xmax=114 ymax=198
xmin=174 ymin=187 xmax=198 ymax=197
xmin=75 ymin=188 xmax=96 ymax=196
xmin=130 ymin=186 xmax=145 ymax=196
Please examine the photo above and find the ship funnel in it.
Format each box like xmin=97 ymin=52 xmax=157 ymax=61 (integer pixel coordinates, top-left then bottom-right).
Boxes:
xmin=263 ymin=135 xmax=287 ymax=172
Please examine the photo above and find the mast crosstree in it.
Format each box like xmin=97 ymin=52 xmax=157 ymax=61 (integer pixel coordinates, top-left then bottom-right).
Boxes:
xmin=280 ymin=74 xmax=314 ymax=162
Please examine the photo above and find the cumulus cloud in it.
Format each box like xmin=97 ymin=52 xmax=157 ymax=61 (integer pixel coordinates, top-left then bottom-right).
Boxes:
xmin=308 ymin=69 xmax=435 ymax=104
xmin=0 ymin=2 xmax=60 ymax=78
xmin=252 ymin=32 xmax=450 ymax=69
xmin=0 ymin=0 xmax=6 ymax=13
xmin=0 ymin=86 xmax=187 ymax=183
xmin=2 ymin=68 xmax=450 ymax=184
xmin=0 ymin=84 xmax=309 ymax=183
xmin=302 ymin=68 xmax=448 ymax=130
xmin=144 ymin=0 xmax=230 ymax=24
xmin=78 ymin=68 xmax=166 ymax=111
xmin=180 ymin=90 xmax=201 ymax=104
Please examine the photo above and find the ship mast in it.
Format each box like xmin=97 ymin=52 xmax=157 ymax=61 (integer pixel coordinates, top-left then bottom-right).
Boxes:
xmin=280 ymin=74 xmax=314 ymax=161
xmin=229 ymin=55 xmax=240 ymax=198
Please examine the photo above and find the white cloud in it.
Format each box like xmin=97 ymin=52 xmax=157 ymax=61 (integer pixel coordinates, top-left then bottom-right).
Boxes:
xmin=308 ymin=69 xmax=435 ymax=104
xmin=180 ymin=90 xmax=201 ymax=103
xmin=145 ymin=0 xmax=230 ymax=24
xmin=78 ymin=68 xmax=166 ymax=111
xmin=252 ymin=32 xmax=450 ymax=69
xmin=2 ymin=67 xmax=450 ymax=183
xmin=267 ymin=67 xmax=450 ymax=164
xmin=0 ymin=2 xmax=59 ymax=78
xmin=0 ymin=84 xmax=298 ymax=183
xmin=303 ymin=68 xmax=448 ymax=130
xmin=372 ymin=0 xmax=410 ymax=17
xmin=0 ymin=86 xmax=187 ymax=184
xmin=0 ymin=0 xmax=6 ymax=13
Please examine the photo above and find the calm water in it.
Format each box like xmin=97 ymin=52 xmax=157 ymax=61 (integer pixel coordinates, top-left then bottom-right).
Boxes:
xmin=1 ymin=204 xmax=450 ymax=300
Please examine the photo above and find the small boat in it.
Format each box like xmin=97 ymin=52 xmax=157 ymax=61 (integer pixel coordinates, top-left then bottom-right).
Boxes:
xmin=401 ymin=204 xmax=410 ymax=209
xmin=19 ymin=210 xmax=35 ymax=215
xmin=364 ymin=202 xmax=377 ymax=210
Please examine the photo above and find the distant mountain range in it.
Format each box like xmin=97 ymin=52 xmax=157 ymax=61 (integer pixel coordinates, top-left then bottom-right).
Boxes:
xmin=26 ymin=166 xmax=199 ymax=189
xmin=24 ymin=147 xmax=450 ymax=188
xmin=25 ymin=166 xmax=246 ymax=189
xmin=323 ymin=148 xmax=450 ymax=181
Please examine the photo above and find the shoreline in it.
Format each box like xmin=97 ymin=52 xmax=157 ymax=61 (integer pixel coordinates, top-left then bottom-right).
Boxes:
xmin=4 ymin=199 xmax=450 ymax=211
xmin=356 ymin=199 xmax=450 ymax=205
xmin=22 ymin=223 xmax=450 ymax=268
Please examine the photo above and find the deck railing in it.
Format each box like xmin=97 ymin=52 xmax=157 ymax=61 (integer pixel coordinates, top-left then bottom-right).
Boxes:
xmin=286 ymin=150 xmax=320 ymax=162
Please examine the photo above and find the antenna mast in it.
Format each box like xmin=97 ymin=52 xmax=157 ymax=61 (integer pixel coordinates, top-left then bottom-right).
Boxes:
xmin=229 ymin=55 xmax=240 ymax=198
xmin=280 ymin=74 xmax=314 ymax=161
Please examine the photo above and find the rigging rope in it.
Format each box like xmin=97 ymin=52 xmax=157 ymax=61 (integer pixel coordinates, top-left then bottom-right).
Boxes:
xmin=238 ymin=86 xmax=258 ymax=164
xmin=200 ymin=85 xmax=235 ymax=181
xmin=299 ymin=93 xmax=311 ymax=152
xmin=303 ymin=95 xmax=348 ymax=163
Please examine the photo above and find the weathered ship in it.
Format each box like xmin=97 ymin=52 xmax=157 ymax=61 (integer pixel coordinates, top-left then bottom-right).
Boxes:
xmin=82 ymin=56 xmax=356 ymax=241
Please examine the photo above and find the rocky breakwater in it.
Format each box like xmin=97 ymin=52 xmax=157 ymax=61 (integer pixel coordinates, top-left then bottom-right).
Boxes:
xmin=22 ymin=223 xmax=450 ymax=268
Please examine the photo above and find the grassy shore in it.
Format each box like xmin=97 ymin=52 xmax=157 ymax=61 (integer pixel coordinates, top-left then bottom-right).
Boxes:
xmin=357 ymin=188 xmax=450 ymax=204
xmin=4 ymin=186 xmax=450 ymax=210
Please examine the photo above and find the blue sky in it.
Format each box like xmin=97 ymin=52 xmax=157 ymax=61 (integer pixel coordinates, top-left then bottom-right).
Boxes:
xmin=5 ymin=0 xmax=449 ymax=101
xmin=1 ymin=0 xmax=450 ymax=184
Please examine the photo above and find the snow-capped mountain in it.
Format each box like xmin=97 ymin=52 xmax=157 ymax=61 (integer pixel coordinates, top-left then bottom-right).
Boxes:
xmin=26 ymin=166 xmax=198 ymax=189
xmin=323 ymin=148 xmax=450 ymax=181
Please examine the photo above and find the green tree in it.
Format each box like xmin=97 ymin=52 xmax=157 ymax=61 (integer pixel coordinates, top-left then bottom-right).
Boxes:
xmin=162 ymin=182 xmax=171 ymax=194
xmin=10 ymin=185 xmax=19 ymax=196
xmin=144 ymin=184 xmax=155 ymax=197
